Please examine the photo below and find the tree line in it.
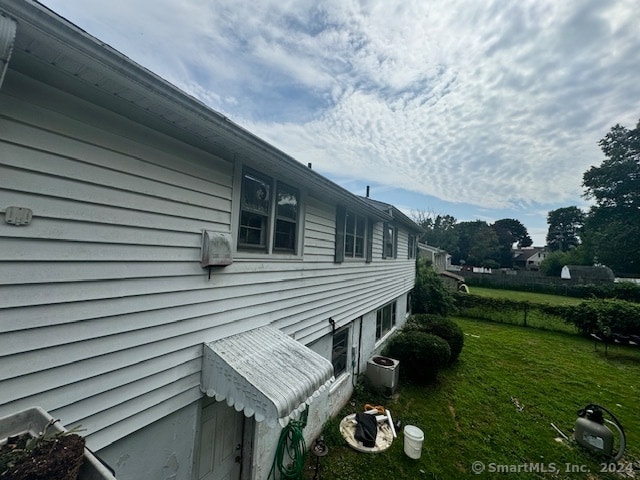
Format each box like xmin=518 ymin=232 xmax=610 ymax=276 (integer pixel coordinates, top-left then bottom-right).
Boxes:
xmin=413 ymin=118 xmax=640 ymax=276
xmin=412 ymin=212 xmax=533 ymax=269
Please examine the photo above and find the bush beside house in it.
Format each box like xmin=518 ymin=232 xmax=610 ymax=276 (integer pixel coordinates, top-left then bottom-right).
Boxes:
xmin=406 ymin=314 xmax=465 ymax=363
xmin=411 ymin=259 xmax=456 ymax=316
xmin=383 ymin=332 xmax=451 ymax=383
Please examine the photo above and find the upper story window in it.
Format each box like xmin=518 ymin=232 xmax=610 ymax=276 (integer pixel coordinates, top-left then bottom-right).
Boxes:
xmin=408 ymin=234 xmax=416 ymax=259
xmin=345 ymin=211 xmax=366 ymax=258
xmin=238 ymin=168 xmax=299 ymax=254
xmin=382 ymin=222 xmax=397 ymax=259
xmin=335 ymin=206 xmax=372 ymax=263
xmin=274 ymin=183 xmax=299 ymax=252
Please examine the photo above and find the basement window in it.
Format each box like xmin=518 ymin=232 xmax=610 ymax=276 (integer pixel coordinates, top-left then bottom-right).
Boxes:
xmin=332 ymin=327 xmax=349 ymax=377
xmin=376 ymin=301 xmax=397 ymax=340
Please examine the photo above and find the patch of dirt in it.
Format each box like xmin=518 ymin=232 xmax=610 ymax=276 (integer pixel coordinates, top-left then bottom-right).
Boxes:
xmin=449 ymin=404 xmax=462 ymax=432
xmin=0 ymin=433 xmax=85 ymax=480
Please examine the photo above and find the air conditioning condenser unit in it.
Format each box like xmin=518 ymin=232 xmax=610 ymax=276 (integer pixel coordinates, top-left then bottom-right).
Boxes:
xmin=366 ymin=355 xmax=400 ymax=394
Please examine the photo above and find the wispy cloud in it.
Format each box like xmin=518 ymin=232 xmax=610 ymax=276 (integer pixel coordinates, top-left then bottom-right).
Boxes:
xmin=42 ymin=0 xmax=640 ymax=226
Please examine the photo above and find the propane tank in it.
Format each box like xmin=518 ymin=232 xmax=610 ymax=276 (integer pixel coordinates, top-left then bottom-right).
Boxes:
xmin=574 ymin=404 xmax=626 ymax=462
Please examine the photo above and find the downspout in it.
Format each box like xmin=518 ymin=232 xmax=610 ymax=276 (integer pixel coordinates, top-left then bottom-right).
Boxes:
xmin=352 ymin=316 xmax=363 ymax=387
xmin=0 ymin=13 xmax=17 ymax=90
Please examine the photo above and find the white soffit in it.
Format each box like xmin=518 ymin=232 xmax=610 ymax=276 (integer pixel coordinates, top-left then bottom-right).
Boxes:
xmin=201 ymin=326 xmax=334 ymax=426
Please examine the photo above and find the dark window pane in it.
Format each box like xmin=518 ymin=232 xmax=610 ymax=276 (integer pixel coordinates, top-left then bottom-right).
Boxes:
xmin=239 ymin=211 xmax=267 ymax=247
xmin=345 ymin=233 xmax=354 ymax=256
xmin=346 ymin=211 xmax=355 ymax=233
xmin=355 ymin=237 xmax=364 ymax=257
xmin=344 ymin=211 xmax=366 ymax=259
xmin=274 ymin=219 xmax=296 ymax=251
xmin=276 ymin=184 xmax=298 ymax=221
xmin=242 ymin=173 xmax=271 ymax=214
xmin=384 ymin=226 xmax=395 ymax=258
xmin=332 ymin=329 xmax=349 ymax=376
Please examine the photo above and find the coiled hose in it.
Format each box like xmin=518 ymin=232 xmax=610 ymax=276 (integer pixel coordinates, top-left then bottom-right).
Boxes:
xmin=269 ymin=407 xmax=309 ymax=480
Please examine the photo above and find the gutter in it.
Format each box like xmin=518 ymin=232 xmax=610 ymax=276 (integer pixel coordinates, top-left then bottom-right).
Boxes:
xmin=0 ymin=12 xmax=16 ymax=89
xmin=1 ymin=0 xmax=391 ymax=223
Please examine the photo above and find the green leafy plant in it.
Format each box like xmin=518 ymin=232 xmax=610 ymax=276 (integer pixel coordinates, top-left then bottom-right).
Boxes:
xmin=383 ymin=331 xmax=450 ymax=383
xmin=407 ymin=314 xmax=465 ymax=363
xmin=411 ymin=259 xmax=456 ymax=316
xmin=554 ymin=298 xmax=640 ymax=337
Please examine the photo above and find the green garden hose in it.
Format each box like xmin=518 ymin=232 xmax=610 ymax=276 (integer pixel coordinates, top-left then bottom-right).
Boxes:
xmin=269 ymin=407 xmax=309 ymax=480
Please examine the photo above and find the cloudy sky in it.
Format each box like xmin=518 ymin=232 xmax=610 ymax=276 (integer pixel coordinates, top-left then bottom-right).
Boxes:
xmin=40 ymin=0 xmax=639 ymax=245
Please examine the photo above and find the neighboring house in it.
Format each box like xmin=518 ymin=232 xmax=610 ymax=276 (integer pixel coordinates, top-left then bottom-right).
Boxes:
xmin=513 ymin=247 xmax=547 ymax=270
xmin=561 ymin=265 xmax=615 ymax=283
xmin=417 ymin=242 xmax=450 ymax=273
xmin=0 ymin=3 xmax=421 ymax=480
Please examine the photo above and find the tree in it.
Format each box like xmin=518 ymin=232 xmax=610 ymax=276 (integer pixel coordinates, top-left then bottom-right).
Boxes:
xmin=539 ymin=247 xmax=590 ymax=276
xmin=546 ymin=207 xmax=585 ymax=252
xmin=582 ymin=119 xmax=640 ymax=274
xmin=492 ymin=218 xmax=532 ymax=268
xmin=413 ymin=210 xmax=458 ymax=252
xmin=583 ymin=121 xmax=640 ymax=209
xmin=539 ymin=251 xmax=567 ymax=277
xmin=453 ymin=221 xmax=500 ymax=267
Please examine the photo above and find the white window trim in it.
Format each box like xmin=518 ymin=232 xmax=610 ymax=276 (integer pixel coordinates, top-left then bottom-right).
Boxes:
xmin=375 ymin=300 xmax=397 ymax=341
xmin=232 ymin=163 xmax=305 ymax=260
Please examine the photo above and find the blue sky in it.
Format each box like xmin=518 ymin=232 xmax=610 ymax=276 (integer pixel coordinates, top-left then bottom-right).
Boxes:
xmin=40 ymin=0 xmax=640 ymax=246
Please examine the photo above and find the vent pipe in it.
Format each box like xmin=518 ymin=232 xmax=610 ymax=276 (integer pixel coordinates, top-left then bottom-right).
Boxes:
xmin=366 ymin=185 xmax=370 ymax=198
xmin=307 ymin=163 xmax=312 ymax=169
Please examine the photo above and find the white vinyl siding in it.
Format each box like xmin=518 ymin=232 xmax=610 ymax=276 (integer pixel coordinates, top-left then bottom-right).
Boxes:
xmin=0 ymin=74 xmax=234 ymax=449
xmin=0 ymin=71 xmax=416 ymax=453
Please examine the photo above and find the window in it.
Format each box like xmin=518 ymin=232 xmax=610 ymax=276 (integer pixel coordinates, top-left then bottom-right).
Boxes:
xmin=345 ymin=211 xmax=366 ymax=258
xmin=408 ymin=234 xmax=416 ymax=259
xmin=376 ymin=301 xmax=397 ymax=340
xmin=274 ymin=183 xmax=299 ymax=251
xmin=335 ymin=206 xmax=372 ymax=263
xmin=332 ymin=327 xmax=349 ymax=377
xmin=238 ymin=168 xmax=299 ymax=254
xmin=382 ymin=222 xmax=397 ymax=259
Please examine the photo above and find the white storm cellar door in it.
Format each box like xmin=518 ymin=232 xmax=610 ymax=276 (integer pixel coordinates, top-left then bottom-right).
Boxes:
xmin=197 ymin=400 xmax=244 ymax=480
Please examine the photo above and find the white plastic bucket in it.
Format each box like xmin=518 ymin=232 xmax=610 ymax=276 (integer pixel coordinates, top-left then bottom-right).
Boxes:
xmin=403 ymin=425 xmax=424 ymax=459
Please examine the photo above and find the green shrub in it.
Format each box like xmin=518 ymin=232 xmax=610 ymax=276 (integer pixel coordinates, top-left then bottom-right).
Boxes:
xmin=460 ymin=276 xmax=640 ymax=302
xmin=557 ymin=298 xmax=640 ymax=336
xmin=383 ymin=331 xmax=451 ymax=383
xmin=412 ymin=260 xmax=456 ymax=316
xmin=408 ymin=314 xmax=465 ymax=363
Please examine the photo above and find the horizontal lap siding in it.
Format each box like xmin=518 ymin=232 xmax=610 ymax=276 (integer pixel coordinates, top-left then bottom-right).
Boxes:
xmin=296 ymin=199 xmax=415 ymax=342
xmin=0 ymin=73 xmax=415 ymax=451
xmin=0 ymin=77 xmax=234 ymax=449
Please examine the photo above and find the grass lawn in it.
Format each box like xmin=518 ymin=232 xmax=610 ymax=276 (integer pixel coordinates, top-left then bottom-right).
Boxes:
xmin=469 ymin=287 xmax=583 ymax=306
xmin=307 ymin=318 xmax=640 ymax=479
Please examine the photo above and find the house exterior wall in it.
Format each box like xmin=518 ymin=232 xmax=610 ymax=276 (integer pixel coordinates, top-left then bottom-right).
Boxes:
xmin=0 ymin=62 xmax=416 ymax=480
xmin=97 ymin=402 xmax=200 ymax=480
xmin=417 ymin=243 xmax=448 ymax=273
